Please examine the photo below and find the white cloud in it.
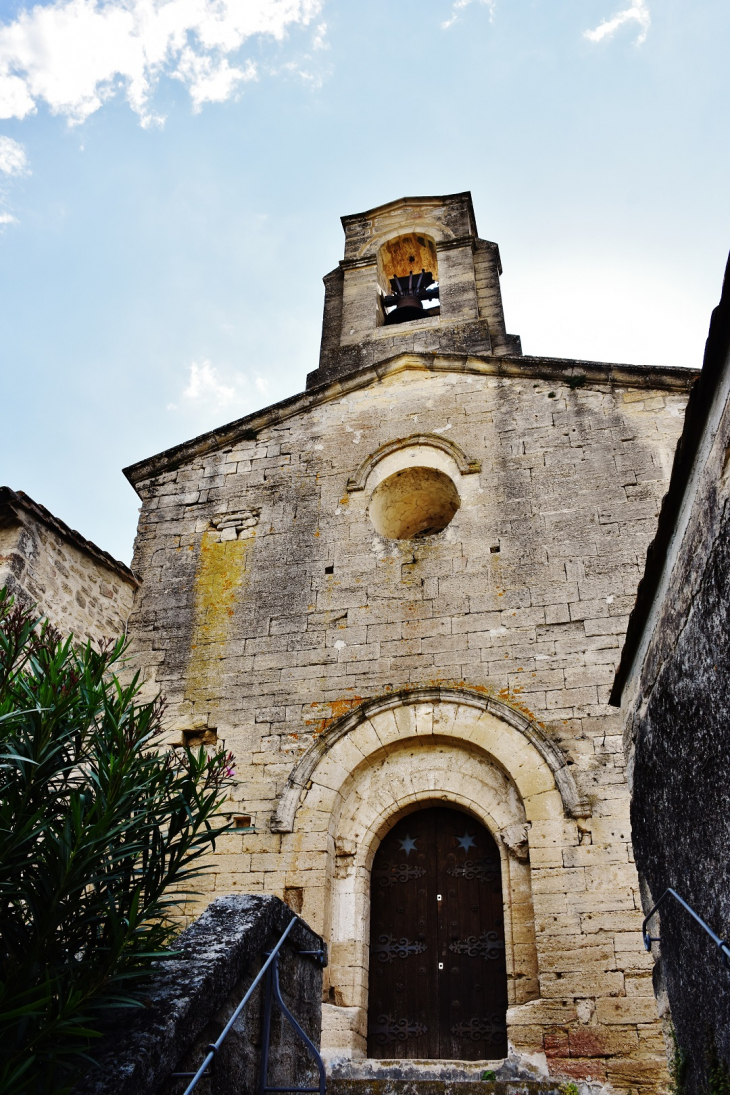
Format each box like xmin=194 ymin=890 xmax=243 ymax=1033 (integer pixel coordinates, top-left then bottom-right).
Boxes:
xmin=0 ymin=210 xmax=18 ymax=224
xmin=0 ymin=0 xmax=322 ymax=127
xmin=311 ymin=21 xmax=327 ymax=50
xmin=0 ymin=135 xmax=28 ymax=175
xmin=270 ymin=20 xmax=329 ymax=86
xmin=442 ymin=0 xmax=495 ymax=31
xmin=503 ymin=251 xmax=708 ymax=371
xmin=585 ymin=1 xmax=650 ymax=45
xmin=173 ymin=50 xmax=257 ymax=112
xmin=168 ymin=359 xmax=248 ymax=417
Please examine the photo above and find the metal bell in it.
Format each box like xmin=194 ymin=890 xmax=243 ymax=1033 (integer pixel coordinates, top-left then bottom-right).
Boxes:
xmin=384 ymin=294 xmax=424 ymax=325
xmin=382 ymin=270 xmax=438 ymax=326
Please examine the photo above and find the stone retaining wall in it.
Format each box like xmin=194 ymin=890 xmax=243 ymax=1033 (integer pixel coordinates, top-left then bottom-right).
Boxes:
xmin=75 ymin=894 xmax=326 ymax=1095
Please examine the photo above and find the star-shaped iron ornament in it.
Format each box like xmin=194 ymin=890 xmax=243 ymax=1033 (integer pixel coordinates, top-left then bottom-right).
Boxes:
xmin=399 ymin=835 xmax=418 ymax=856
xmin=457 ymin=832 xmax=477 ymax=852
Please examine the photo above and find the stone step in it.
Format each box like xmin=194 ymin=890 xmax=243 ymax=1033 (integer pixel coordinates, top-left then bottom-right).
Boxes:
xmin=324 ymin=1055 xmax=571 ymax=1095
xmin=327 ymin=1080 xmax=564 ymax=1095
xmin=328 ymin=1060 xmax=506 ymax=1082
xmin=325 ymin=1058 xmax=568 ymax=1095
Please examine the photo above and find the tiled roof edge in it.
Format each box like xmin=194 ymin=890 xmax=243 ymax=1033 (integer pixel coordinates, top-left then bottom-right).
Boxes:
xmin=0 ymin=487 xmax=138 ymax=587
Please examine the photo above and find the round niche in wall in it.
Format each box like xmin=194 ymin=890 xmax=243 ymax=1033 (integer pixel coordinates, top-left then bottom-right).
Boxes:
xmin=368 ymin=467 xmax=460 ymax=540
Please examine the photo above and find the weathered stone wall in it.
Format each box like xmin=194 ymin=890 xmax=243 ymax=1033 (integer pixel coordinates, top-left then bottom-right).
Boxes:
xmin=0 ymin=488 xmax=136 ymax=643
xmin=620 ymin=271 xmax=730 ymax=1093
xmin=125 ymin=346 xmax=693 ymax=1089
xmin=74 ymin=894 xmax=325 ymax=1095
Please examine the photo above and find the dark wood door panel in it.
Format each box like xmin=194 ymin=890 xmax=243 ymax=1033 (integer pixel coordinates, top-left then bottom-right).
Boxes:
xmin=368 ymin=810 xmax=439 ymax=1057
xmin=367 ymin=807 xmax=508 ymax=1060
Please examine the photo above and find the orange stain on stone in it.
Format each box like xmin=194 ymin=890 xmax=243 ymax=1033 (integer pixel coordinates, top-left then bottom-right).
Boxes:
xmin=306 ymin=694 xmax=365 ymax=735
xmin=302 ymin=679 xmax=546 ymax=739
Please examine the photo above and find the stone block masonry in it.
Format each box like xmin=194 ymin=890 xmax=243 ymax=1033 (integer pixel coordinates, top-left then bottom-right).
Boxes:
xmin=614 ymin=254 xmax=730 ymax=1095
xmin=125 ymin=352 xmax=692 ymax=1088
xmin=0 ymin=486 xmax=136 ymax=643
xmin=122 ymin=192 xmax=699 ymax=1091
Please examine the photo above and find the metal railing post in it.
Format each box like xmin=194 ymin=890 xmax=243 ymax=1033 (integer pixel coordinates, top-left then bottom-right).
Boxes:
xmin=259 ymin=954 xmax=326 ymax=1095
xmin=258 ymin=954 xmax=276 ymax=1095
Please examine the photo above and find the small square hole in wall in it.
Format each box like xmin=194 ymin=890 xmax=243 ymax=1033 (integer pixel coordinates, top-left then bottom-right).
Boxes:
xmin=182 ymin=727 xmax=218 ymax=747
xmin=234 ymin=814 xmax=255 ymax=831
xmin=325 ymin=565 xmax=334 ymax=574
xmin=284 ymin=886 xmax=304 ymax=914
xmin=490 ymin=544 xmax=501 ymax=554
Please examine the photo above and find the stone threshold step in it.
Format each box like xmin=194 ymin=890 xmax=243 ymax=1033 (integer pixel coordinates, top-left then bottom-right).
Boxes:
xmin=327 ymin=1081 xmax=564 ymax=1095
xmin=328 ymin=1061 xmax=504 ymax=1081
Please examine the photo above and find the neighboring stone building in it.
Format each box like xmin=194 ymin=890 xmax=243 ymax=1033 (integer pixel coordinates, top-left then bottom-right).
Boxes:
xmin=611 ymin=256 xmax=730 ymax=1092
xmin=0 ymin=486 xmax=137 ymax=643
xmin=123 ymin=193 xmax=698 ymax=1088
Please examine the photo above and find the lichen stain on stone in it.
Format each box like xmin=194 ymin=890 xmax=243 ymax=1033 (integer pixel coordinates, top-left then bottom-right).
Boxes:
xmin=185 ymin=530 xmax=252 ymax=719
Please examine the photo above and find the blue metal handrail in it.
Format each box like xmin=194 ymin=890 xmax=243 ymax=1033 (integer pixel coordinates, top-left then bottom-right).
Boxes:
xmin=643 ymin=887 xmax=730 ymax=969
xmin=258 ymin=943 xmax=326 ymax=1095
xmin=173 ymin=916 xmax=326 ymax=1095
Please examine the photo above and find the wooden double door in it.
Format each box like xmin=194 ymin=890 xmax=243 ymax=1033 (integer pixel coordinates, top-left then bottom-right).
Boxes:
xmin=367 ymin=807 xmax=508 ymax=1060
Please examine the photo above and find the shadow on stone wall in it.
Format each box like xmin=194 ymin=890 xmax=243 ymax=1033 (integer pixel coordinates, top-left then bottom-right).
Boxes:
xmin=621 ymin=253 xmax=730 ymax=1095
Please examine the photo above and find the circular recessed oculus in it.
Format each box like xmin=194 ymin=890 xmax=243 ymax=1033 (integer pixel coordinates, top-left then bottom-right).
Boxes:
xmin=368 ymin=467 xmax=460 ymax=540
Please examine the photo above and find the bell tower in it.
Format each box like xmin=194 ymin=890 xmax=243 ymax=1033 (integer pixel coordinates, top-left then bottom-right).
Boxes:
xmin=307 ymin=191 xmax=522 ymax=390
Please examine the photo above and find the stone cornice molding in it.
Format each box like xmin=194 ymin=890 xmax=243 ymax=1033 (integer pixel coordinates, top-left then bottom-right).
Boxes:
xmin=346 ymin=434 xmax=481 ymax=492
xmin=340 ymin=191 xmax=475 ymax=231
xmin=271 ymin=686 xmax=591 ymax=833
xmin=124 ymin=352 xmax=698 ymax=489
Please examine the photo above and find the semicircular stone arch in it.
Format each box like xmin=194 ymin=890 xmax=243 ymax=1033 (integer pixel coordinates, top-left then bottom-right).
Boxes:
xmin=357 ymin=219 xmax=455 ymax=262
xmin=346 ymin=434 xmax=481 ymax=493
xmin=311 ymin=736 xmax=540 ymax=1060
xmin=271 ymin=686 xmax=590 ymax=835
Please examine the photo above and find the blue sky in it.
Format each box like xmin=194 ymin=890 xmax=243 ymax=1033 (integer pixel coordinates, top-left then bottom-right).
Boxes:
xmin=1 ymin=0 xmax=729 ymax=563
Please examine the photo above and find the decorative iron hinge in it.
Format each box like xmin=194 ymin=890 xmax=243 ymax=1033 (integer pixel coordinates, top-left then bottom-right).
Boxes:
xmin=370 ymin=1014 xmax=428 ymax=1044
xmin=447 ymin=857 xmax=498 ymax=883
xmin=451 ymin=1015 xmax=507 ymax=1041
xmin=374 ymin=934 xmax=428 ymax=962
xmin=375 ymin=863 xmax=427 ymax=887
xmin=449 ymin=931 xmax=505 ymax=960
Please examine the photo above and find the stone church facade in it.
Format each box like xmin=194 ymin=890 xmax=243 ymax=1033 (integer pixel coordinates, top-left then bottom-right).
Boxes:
xmin=124 ymin=194 xmax=697 ymax=1087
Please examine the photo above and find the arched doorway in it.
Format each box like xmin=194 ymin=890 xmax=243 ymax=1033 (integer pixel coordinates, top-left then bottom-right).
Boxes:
xmin=367 ymin=806 xmax=508 ymax=1060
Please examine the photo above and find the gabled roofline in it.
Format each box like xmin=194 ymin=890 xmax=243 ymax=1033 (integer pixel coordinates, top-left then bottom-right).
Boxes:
xmin=341 ymin=191 xmax=476 ymax=235
xmin=0 ymin=486 xmax=138 ymax=587
xmin=123 ymin=351 xmax=699 ymax=491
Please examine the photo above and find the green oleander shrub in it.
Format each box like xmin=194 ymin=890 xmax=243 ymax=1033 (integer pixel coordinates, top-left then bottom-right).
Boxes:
xmin=707 ymin=1034 xmax=730 ymax=1095
xmin=0 ymin=588 xmax=234 ymax=1094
